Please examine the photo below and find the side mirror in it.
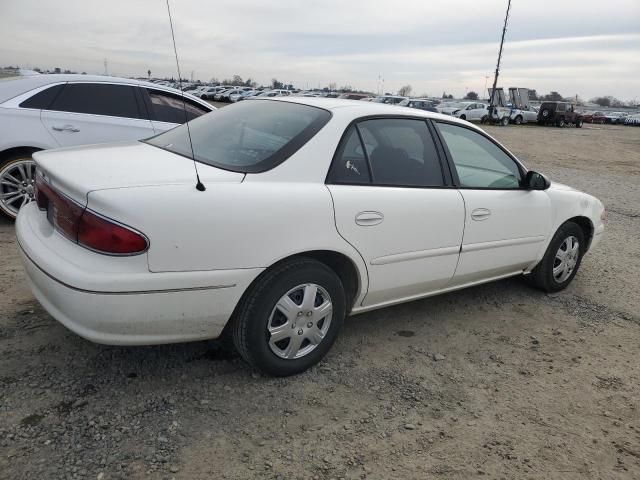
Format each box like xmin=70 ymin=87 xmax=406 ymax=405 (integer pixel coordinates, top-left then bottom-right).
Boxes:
xmin=525 ymin=171 xmax=550 ymax=190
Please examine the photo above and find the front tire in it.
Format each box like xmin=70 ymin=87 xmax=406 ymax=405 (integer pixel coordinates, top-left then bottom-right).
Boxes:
xmin=0 ymin=154 xmax=37 ymax=220
xmin=500 ymin=116 xmax=509 ymax=126
xmin=231 ymin=258 xmax=346 ymax=376
xmin=526 ymin=221 xmax=585 ymax=293
xmin=514 ymin=115 xmax=523 ymax=125
xmin=556 ymin=117 xmax=565 ymax=128
xmin=576 ymin=118 xmax=583 ymax=128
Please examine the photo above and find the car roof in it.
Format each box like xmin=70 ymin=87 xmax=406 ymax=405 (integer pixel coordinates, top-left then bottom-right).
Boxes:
xmin=0 ymin=74 xmax=208 ymax=105
xmin=258 ymin=96 xmax=470 ymax=125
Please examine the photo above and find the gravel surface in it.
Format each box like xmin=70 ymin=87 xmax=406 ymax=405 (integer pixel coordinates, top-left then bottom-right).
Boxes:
xmin=1 ymin=123 xmax=639 ymax=480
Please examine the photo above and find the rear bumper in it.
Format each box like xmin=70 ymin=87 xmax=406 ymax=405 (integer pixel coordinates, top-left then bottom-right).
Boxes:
xmin=16 ymin=203 xmax=263 ymax=345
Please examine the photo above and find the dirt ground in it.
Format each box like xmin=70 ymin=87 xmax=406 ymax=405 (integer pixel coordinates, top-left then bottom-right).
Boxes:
xmin=1 ymin=123 xmax=639 ymax=480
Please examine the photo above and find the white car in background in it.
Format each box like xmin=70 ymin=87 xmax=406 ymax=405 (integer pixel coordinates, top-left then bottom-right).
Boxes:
xmin=510 ymin=106 xmax=539 ymax=125
xmin=452 ymin=102 xmax=488 ymax=121
xmin=0 ymin=74 xmax=214 ymax=219
xmin=246 ymin=91 xmax=282 ymax=100
xmin=229 ymin=90 xmax=259 ymax=102
xmin=437 ymin=102 xmax=464 ymax=115
xmin=371 ymin=95 xmax=407 ymax=105
xmin=16 ymin=97 xmax=604 ymax=376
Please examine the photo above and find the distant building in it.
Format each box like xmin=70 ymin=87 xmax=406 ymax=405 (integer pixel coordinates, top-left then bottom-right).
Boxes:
xmin=0 ymin=67 xmax=41 ymax=78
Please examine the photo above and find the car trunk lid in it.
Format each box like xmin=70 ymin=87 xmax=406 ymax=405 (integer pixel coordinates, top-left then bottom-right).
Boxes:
xmin=34 ymin=141 xmax=244 ymax=205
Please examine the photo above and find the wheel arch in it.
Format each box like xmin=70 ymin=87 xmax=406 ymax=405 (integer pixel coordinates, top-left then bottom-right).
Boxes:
xmin=0 ymin=146 xmax=43 ymax=164
xmin=236 ymin=250 xmax=365 ymax=318
xmin=566 ymin=216 xmax=594 ymax=252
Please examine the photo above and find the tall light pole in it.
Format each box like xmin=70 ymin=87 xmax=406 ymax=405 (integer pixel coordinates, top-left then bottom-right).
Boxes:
xmin=484 ymin=75 xmax=489 ymax=100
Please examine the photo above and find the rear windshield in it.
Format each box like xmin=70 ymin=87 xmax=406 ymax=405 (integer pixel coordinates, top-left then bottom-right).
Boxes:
xmin=145 ymin=100 xmax=331 ymax=173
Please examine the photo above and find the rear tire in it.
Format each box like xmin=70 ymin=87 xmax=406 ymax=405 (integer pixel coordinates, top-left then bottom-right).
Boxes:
xmin=576 ymin=118 xmax=583 ymax=128
xmin=526 ymin=221 xmax=585 ymax=293
xmin=500 ymin=116 xmax=509 ymax=126
xmin=231 ymin=258 xmax=346 ymax=376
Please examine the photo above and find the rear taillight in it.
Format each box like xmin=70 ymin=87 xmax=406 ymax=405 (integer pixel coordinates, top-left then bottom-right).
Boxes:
xmin=34 ymin=174 xmax=148 ymax=255
xmin=78 ymin=211 xmax=148 ymax=255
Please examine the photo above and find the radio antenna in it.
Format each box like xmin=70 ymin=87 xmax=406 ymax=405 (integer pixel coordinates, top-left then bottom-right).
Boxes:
xmin=166 ymin=0 xmax=205 ymax=191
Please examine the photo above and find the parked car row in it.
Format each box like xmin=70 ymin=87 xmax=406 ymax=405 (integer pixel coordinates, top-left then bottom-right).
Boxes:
xmin=0 ymin=74 xmax=214 ymax=219
xmin=624 ymin=114 xmax=640 ymax=126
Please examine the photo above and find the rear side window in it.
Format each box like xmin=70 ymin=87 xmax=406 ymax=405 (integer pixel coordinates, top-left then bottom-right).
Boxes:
xmin=359 ymin=119 xmax=444 ymax=187
xmin=19 ymin=84 xmax=64 ymax=109
xmin=49 ymin=83 xmax=140 ymax=119
xmin=328 ymin=126 xmax=371 ymax=184
xmin=145 ymin=89 xmax=209 ymax=124
xmin=145 ymin=100 xmax=331 ymax=173
xmin=328 ymin=118 xmax=445 ymax=187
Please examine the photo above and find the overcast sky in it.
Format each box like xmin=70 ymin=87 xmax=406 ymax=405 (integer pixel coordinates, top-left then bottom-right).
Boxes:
xmin=1 ymin=0 xmax=639 ymax=100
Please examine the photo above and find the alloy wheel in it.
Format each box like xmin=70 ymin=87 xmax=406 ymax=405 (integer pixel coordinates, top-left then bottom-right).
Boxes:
xmin=0 ymin=159 xmax=36 ymax=218
xmin=267 ymin=283 xmax=333 ymax=360
xmin=553 ymin=236 xmax=579 ymax=283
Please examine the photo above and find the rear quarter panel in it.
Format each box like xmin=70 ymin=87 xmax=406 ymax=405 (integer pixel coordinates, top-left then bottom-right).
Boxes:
xmin=87 ymin=182 xmax=368 ymax=298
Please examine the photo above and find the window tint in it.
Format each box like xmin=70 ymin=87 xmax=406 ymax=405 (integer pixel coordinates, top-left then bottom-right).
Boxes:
xmin=358 ymin=119 xmax=444 ymax=187
xmin=19 ymin=84 xmax=64 ymax=109
xmin=145 ymin=100 xmax=331 ymax=173
xmin=49 ymin=83 xmax=140 ymax=118
xmin=146 ymin=89 xmax=208 ymax=123
xmin=327 ymin=126 xmax=371 ymax=184
xmin=437 ymin=122 xmax=521 ymax=189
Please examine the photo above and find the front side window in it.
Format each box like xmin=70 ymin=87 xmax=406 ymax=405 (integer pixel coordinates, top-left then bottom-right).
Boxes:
xmin=146 ymin=89 xmax=208 ymax=124
xmin=436 ymin=122 xmax=522 ymax=189
xmin=337 ymin=118 xmax=444 ymax=187
xmin=48 ymin=83 xmax=140 ymax=119
xmin=145 ymin=100 xmax=331 ymax=173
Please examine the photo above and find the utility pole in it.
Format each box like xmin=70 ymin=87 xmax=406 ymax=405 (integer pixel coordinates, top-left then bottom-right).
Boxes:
xmin=484 ymin=75 xmax=489 ymax=100
xmin=103 ymin=58 xmax=108 ymax=76
xmin=489 ymin=0 xmax=511 ymax=117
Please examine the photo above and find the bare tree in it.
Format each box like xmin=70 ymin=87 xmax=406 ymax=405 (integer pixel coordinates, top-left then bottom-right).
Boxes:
xmin=398 ymin=85 xmax=412 ymax=96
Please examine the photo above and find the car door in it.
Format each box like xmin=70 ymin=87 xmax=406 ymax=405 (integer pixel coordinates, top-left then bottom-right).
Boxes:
xmin=327 ymin=118 xmax=465 ymax=307
xmin=434 ymin=121 xmax=551 ymax=285
xmin=141 ymin=88 xmax=211 ymax=134
xmin=524 ymin=108 xmax=537 ymax=122
xmin=40 ymin=82 xmax=155 ymax=147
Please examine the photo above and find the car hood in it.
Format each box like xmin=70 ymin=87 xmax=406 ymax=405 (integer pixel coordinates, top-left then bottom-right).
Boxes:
xmin=34 ymin=141 xmax=244 ymax=205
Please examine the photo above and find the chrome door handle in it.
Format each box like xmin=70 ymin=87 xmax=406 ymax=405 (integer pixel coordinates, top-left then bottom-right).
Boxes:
xmin=52 ymin=125 xmax=80 ymax=133
xmin=471 ymin=208 xmax=491 ymax=221
xmin=355 ymin=211 xmax=384 ymax=226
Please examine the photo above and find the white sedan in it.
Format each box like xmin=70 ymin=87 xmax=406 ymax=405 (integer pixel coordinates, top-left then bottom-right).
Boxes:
xmin=510 ymin=106 xmax=539 ymax=125
xmin=0 ymin=74 xmax=214 ymax=219
xmin=451 ymin=102 xmax=488 ymax=121
xmin=16 ymin=98 xmax=605 ymax=376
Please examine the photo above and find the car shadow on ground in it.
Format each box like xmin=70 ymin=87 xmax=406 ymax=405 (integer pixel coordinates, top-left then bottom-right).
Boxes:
xmin=12 ymin=275 xmax=543 ymax=384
